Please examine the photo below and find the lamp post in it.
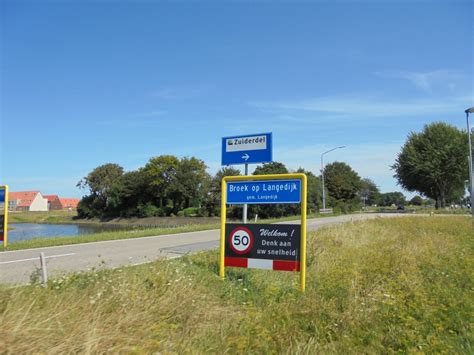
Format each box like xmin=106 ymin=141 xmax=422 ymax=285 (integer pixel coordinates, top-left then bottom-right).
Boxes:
xmin=465 ymin=107 xmax=474 ymax=217
xmin=321 ymin=146 xmax=345 ymax=210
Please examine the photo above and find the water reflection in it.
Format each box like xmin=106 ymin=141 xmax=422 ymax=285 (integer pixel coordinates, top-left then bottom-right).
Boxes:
xmin=9 ymin=223 xmax=132 ymax=242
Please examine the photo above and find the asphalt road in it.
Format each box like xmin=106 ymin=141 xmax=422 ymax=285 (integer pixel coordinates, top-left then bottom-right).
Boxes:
xmin=0 ymin=213 xmax=403 ymax=285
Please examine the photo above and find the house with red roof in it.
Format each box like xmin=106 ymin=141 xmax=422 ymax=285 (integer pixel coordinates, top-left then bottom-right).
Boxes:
xmin=8 ymin=191 xmax=48 ymax=211
xmin=44 ymin=195 xmax=63 ymax=210
xmin=59 ymin=198 xmax=80 ymax=210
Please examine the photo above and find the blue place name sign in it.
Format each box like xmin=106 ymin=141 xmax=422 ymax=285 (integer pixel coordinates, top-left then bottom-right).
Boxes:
xmin=222 ymin=133 xmax=272 ymax=166
xmin=226 ymin=179 xmax=301 ymax=204
xmin=0 ymin=189 xmax=4 ymax=203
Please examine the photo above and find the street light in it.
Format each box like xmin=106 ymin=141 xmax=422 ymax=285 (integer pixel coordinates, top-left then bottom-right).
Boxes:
xmin=465 ymin=107 xmax=474 ymax=217
xmin=321 ymin=146 xmax=346 ymax=210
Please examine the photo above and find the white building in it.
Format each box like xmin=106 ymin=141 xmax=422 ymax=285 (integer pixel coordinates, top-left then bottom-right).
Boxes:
xmin=8 ymin=191 xmax=48 ymax=212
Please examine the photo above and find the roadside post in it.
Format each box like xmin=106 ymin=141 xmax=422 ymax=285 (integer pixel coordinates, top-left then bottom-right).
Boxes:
xmin=221 ymin=133 xmax=273 ymax=223
xmin=0 ymin=185 xmax=9 ymax=248
xmin=39 ymin=252 xmax=48 ymax=286
xmin=219 ymin=173 xmax=307 ymax=292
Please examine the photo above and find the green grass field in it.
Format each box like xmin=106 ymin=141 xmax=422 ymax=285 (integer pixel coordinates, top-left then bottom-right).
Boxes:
xmin=1 ymin=216 xmax=472 ymax=353
xmin=8 ymin=210 xmax=78 ymax=224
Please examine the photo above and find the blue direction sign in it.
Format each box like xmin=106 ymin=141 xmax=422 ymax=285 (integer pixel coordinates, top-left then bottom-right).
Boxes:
xmin=227 ymin=179 xmax=301 ymax=204
xmin=0 ymin=189 xmax=4 ymax=203
xmin=222 ymin=133 xmax=272 ymax=166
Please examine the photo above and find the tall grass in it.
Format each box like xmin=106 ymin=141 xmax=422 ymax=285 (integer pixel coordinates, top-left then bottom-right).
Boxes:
xmin=0 ymin=217 xmax=472 ymax=353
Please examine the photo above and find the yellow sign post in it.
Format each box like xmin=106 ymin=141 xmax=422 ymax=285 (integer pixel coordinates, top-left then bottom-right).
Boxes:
xmin=0 ymin=185 xmax=9 ymax=248
xmin=220 ymin=173 xmax=307 ymax=292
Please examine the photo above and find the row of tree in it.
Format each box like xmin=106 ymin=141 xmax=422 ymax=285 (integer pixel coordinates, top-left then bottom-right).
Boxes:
xmin=76 ymin=157 xmax=416 ymax=220
xmin=76 ymin=122 xmax=470 ymax=219
xmin=77 ymin=156 xmax=209 ymax=218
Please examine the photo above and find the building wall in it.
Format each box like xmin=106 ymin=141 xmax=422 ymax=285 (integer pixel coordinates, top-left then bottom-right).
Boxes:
xmin=48 ymin=198 xmax=63 ymax=210
xmin=8 ymin=200 xmax=17 ymax=211
xmin=29 ymin=194 xmax=48 ymax=211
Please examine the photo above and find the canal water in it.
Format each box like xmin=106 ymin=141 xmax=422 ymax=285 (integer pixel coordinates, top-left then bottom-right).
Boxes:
xmin=8 ymin=223 xmax=132 ymax=243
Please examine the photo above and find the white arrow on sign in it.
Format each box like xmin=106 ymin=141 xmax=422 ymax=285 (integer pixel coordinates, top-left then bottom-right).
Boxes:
xmin=242 ymin=153 xmax=250 ymax=161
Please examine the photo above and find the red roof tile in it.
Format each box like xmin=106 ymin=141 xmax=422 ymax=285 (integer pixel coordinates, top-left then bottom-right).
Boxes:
xmin=44 ymin=195 xmax=60 ymax=202
xmin=9 ymin=191 xmax=41 ymax=207
xmin=59 ymin=198 xmax=80 ymax=208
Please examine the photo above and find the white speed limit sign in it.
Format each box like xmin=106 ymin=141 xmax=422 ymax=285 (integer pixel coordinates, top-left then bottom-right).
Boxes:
xmin=228 ymin=226 xmax=254 ymax=254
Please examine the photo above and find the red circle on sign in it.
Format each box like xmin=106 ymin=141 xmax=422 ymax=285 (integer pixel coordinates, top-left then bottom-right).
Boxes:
xmin=229 ymin=226 xmax=254 ymax=255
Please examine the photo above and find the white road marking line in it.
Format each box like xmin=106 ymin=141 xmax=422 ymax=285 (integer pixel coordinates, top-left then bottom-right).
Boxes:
xmin=0 ymin=253 xmax=76 ymax=265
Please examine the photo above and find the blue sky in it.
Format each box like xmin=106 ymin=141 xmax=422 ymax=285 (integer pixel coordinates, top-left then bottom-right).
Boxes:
xmin=1 ymin=0 xmax=473 ymax=198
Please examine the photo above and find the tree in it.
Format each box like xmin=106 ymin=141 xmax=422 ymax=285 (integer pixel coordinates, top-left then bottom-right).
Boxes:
xmin=107 ymin=169 xmax=153 ymax=217
xmin=409 ymin=195 xmax=423 ymax=206
xmin=144 ymin=155 xmax=179 ymax=208
xmin=77 ymin=163 xmax=124 ymax=218
xmin=392 ymin=122 xmax=468 ymax=208
xmin=167 ymin=157 xmax=209 ymax=213
xmin=201 ymin=167 xmax=241 ymax=216
xmin=296 ymin=168 xmax=321 ymax=212
xmin=379 ymin=192 xmax=406 ymax=207
xmin=253 ymin=162 xmax=288 ymax=175
xmin=324 ymin=162 xmax=362 ymax=202
xmin=77 ymin=163 xmax=124 ymax=197
xmin=359 ymin=178 xmax=381 ymax=206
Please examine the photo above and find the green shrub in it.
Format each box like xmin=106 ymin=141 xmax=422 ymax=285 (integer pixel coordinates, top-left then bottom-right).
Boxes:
xmin=178 ymin=207 xmax=200 ymax=217
xmin=136 ymin=203 xmax=160 ymax=217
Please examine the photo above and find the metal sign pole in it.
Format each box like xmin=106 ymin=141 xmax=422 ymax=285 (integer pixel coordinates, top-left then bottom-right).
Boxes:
xmin=466 ymin=110 xmax=474 ymax=218
xmin=300 ymin=174 xmax=307 ymax=292
xmin=219 ymin=179 xmax=227 ymax=279
xmin=243 ymin=163 xmax=248 ymax=223
xmin=1 ymin=185 xmax=8 ymax=248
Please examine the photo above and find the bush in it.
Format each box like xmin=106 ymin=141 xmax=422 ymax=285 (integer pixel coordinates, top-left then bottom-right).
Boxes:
xmin=177 ymin=207 xmax=200 ymax=217
xmin=136 ymin=203 xmax=160 ymax=218
xmin=410 ymin=195 xmax=423 ymax=206
xmin=332 ymin=199 xmax=361 ymax=214
xmin=155 ymin=206 xmax=174 ymax=217
xmin=77 ymin=195 xmax=98 ymax=219
xmin=199 ymin=204 xmax=218 ymax=217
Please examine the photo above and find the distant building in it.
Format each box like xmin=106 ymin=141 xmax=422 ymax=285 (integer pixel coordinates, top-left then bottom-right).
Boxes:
xmin=8 ymin=191 xmax=48 ymax=211
xmin=44 ymin=195 xmax=80 ymax=210
xmin=59 ymin=198 xmax=80 ymax=210
xmin=44 ymin=195 xmax=62 ymax=210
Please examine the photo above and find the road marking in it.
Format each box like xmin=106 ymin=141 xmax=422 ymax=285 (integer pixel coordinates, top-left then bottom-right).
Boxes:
xmin=0 ymin=253 xmax=75 ymax=265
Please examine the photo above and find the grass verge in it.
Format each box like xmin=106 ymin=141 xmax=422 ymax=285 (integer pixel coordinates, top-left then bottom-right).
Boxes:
xmin=2 ymin=223 xmax=220 ymax=251
xmin=8 ymin=210 xmax=78 ymax=224
xmin=7 ymin=210 xmax=327 ymax=225
xmin=0 ymin=216 xmax=472 ymax=353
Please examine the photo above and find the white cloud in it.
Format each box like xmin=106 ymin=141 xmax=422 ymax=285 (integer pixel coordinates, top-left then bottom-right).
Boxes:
xmin=249 ymin=95 xmax=470 ymax=119
xmin=272 ymin=142 xmax=404 ymax=193
xmin=375 ymin=69 xmax=463 ymax=92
